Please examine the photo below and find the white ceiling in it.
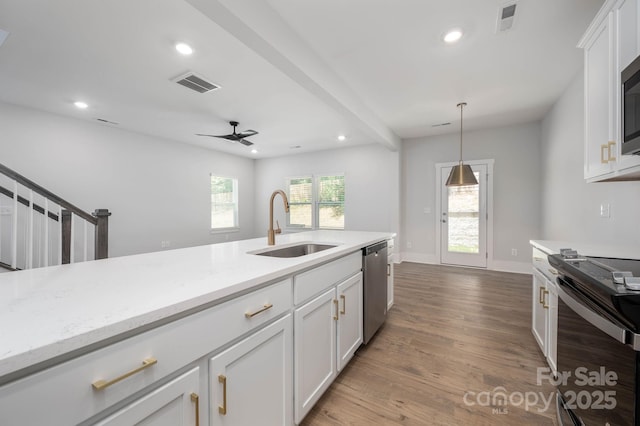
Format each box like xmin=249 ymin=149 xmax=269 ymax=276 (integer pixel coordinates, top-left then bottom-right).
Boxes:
xmin=0 ymin=0 xmax=604 ymax=158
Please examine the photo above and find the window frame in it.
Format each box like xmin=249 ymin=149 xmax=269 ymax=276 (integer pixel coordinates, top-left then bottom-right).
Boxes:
xmin=210 ymin=174 xmax=240 ymax=233
xmin=285 ymin=173 xmax=345 ymax=230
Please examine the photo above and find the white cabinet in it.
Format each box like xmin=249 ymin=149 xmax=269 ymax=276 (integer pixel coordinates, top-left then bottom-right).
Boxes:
xmin=293 ymin=272 xmax=363 ymax=424
xmin=387 ymin=239 xmax=394 ymax=310
xmin=95 ymin=367 xmax=201 ymax=426
xmin=209 ymin=314 xmax=293 ymax=426
xmin=531 ymin=248 xmax=558 ymax=374
xmin=581 ymin=0 xmax=640 ymax=182
xmin=337 ymin=273 xmax=364 ymax=372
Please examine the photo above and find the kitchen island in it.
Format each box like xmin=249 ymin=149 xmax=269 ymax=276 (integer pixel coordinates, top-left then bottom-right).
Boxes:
xmin=0 ymin=230 xmax=392 ymax=425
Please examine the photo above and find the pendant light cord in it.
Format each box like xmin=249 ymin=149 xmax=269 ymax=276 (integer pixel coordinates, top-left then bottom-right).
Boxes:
xmin=457 ymin=102 xmax=466 ymax=166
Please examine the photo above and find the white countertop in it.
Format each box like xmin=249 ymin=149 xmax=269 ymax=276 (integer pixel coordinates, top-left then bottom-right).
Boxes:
xmin=530 ymin=240 xmax=640 ymax=259
xmin=0 ymin=230 xmax=392 ymax=380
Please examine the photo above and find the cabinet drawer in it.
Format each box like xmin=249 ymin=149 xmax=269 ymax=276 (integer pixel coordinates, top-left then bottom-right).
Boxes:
xmin=294 ymin=251 xmax=362 ymax=305
xmin=532 ymin=247 xmax=558 ymax=282
xmin=0 ymin=278 xmax=292 ymax=425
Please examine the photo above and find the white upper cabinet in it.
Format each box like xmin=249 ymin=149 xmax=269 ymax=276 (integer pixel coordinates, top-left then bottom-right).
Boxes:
xmin=580 ymin=0 xmax=640 ymax=182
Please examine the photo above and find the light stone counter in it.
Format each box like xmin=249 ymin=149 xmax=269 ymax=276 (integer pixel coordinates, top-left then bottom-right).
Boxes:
xmin=530 ymin=240 xmax=640 ymax=259
xmin=0 ymin=230 xmax=392 ymax=381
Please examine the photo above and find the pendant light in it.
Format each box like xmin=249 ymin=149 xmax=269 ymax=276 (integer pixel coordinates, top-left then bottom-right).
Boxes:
xmin=446 ymin=102 xmax=478 ymax=186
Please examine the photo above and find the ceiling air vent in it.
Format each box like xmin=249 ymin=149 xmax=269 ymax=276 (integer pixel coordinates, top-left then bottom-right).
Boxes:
xmin=171 ymin=72 xmax=220 ymax=94
xmin=497 ymin=2 xmax=518 ymax=32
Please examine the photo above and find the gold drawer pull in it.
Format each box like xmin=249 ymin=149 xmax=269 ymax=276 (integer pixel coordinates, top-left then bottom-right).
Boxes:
xmin=340 ymin=295 xmax=346 ymax=315
xmin=191 ymin=393 xmax=200 ymax=426
xmin=548 ymin=268 xmax=558 ymax=276
xmin=601 ymin=144 xmax=609 ymax=163
xmin=539 ymin=286 xmax=545 ymax=304
xmin=333 ymin=299 xmax=339 ymax=321
xmin=245 ymin=303 xmax=273 ymax=318
xmin=608 ymin=141 xmax=616 ymax=162
xmin=387 ymin=263 xmax=391 ymax=276
xmin=543 ymin=290 xmax=549 ymax=309
xmin=533 ymin=257 xmax=543 ymax=261
xmin=218 ymin=374 xmax=227 ymax=415
xmin=92 ymin=357 xmax=157 ymax=390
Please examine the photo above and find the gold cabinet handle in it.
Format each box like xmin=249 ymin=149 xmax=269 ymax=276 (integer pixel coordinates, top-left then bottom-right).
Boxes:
xmin=340 ymin=295 xmax=346 ymax=315
xmin=539 ymin=286 xmax=545 ymax=304
xmin=92 ymin=357 xmax=157 ymax=390
xmin=608 ymin=141 xmax=616 ymax=162
xmin=218 ymin=374 xmax=227 ymax=415
xmin=191 ymin=393 xmax=200 ymax=426
xmin=543 ymin=290 xmax=549 ymax=309
xmin=333 ymin=299 xmax=339 ymax=321
xmin=245 ymin=303 xmax=273 ymax=318
xmin=548 ymin=268 xmax=558 ymax=276
xmin=387 ymin=263 xmax=391 ymax=276
xmin=533 ymin=257 xmax=543 ymax=261
xmin=601 ymin=144 xmax=609 ymax=163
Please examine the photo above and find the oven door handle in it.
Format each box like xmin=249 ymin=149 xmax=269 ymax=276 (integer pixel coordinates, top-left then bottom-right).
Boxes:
xmin=557 ymin=285 xmax=627 ymax=344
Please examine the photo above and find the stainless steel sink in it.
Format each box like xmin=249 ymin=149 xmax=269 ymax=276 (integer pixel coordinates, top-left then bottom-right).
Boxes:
xmin=251 ymin=243 xmax=337 ymax=258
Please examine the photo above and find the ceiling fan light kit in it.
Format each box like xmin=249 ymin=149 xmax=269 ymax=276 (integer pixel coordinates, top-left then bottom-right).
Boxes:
xmin=445 ymin=102 xmax=478 ymax=187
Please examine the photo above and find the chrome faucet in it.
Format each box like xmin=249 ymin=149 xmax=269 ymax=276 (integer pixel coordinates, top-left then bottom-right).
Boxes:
xmin=268 ymin=190 xmax=290 ymax=245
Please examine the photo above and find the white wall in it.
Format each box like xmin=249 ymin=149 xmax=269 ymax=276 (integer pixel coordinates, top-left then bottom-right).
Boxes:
xmin=0 ymin=101 xmax=256 ymax=257
xmin=402 ymin=122 xmax=542 ymax=272
xmin=540 ymin=72 xmax=640 ymax=243
xmin=254 ymin=144 xmax=400 ymax=242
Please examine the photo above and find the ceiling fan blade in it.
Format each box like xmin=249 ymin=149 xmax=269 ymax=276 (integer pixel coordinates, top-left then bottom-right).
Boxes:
xmin=237 ymin=130 xmax=258 ymax=138
xmin=196 ymin=133 xmax=235 ymax=139
xmin=238 ymin=138 xmax=254 ymax=146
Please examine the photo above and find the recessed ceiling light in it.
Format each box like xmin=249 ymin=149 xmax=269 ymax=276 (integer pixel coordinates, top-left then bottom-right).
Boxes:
xmin=175 ymin=43 xmax=193 ymax=55
xmin=74 ymin=101 xmax=88 ymax=109
xmin=443 ymin=29 xmax=463 ymax=43
xmin=337 ymin=134 xmax=346 ymax=142
xmin=251 ymin=149 xmax=258 ymax=154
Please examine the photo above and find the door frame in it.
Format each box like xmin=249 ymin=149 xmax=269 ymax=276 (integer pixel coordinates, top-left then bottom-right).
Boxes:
xmin=435 ymin=159 xmax=494 ymax=269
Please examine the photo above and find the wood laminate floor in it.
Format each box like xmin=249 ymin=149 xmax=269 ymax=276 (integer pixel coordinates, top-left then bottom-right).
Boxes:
xmin=301 ymin=262 xmax=557 ymax=426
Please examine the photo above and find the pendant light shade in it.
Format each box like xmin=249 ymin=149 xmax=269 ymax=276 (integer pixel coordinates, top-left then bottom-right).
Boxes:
xmin=446 ymin=102 xmax=478 ymax=187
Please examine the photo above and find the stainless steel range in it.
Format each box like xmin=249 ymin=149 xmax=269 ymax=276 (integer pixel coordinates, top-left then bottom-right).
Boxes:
xmin=549 ymin=250 xmax=640 ymax=425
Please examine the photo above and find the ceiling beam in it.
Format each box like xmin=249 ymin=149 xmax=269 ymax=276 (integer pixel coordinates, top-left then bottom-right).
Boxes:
xmin=185 ymin=0 xmax=400 ymax=151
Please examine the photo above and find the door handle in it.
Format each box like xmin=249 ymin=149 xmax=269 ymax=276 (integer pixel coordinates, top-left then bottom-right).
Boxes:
xmin=441 ymin=219 xmax=446 ymax=223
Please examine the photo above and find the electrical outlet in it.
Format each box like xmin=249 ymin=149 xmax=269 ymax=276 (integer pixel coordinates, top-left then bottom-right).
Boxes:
xmin=600 ymin=203 xmax=611 ymax=218
xmin=511 ymin=248 xmax=518 ymax=256
xmin=423 ymin=207 xmax=431 ymax=214
xmin=0 ymin=206 xmax=11 ymax=215
xmin=407 ymin=241 xmax=413 ymax=249
xmin=161 ymin=240 xmax=171 ymax=248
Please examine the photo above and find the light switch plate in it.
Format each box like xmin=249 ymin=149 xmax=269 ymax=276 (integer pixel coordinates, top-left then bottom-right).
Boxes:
xmin=600 ymin=203 xmax=610 ymax=218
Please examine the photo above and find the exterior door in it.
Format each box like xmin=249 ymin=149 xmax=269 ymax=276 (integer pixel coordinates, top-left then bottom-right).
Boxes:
xmin=440 ymin=163 xmax=487 ymax=267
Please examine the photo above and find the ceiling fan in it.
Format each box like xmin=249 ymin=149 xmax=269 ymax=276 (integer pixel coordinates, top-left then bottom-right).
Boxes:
xmin=196 ymin=121 xmax=258 ymax=146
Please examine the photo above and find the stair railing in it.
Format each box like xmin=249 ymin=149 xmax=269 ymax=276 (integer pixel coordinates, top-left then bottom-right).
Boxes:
xmin=0 ymin=163 xmax=110 ymax=270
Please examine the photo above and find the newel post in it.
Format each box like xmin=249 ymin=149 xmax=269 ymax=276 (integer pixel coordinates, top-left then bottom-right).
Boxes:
xmin=93 ymin=209 xmax=111 ymax=260
xmin=61 ymin=210 xmax=72 ymax=264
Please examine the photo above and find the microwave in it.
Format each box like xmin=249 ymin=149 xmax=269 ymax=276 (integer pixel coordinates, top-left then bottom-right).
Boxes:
xmin=622 ymin=54 xmax=640 ymax=155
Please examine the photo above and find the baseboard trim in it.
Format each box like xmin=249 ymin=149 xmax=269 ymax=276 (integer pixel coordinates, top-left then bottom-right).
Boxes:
xmin=398 ymin=253 xmax=532 ymax=275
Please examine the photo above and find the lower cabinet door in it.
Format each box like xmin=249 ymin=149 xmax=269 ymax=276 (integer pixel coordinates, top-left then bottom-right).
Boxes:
xmin=294 ymin=288 xmax=337 ymax=424
xmin=531 ymin=268 xmax=548 ymax=355
xmin=210 ymin=314 xmax=293 ymax=426
xmin=337 ymin=273 xmax=363 ymax=372
xmin=95 ymin=367 xmax=201 ymax=426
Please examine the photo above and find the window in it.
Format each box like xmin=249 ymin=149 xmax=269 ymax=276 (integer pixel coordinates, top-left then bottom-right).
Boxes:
xmin=286 ymin=174 xmax=345 ymax=229
xmin=211 ymin=175 xmax=238 ymax=230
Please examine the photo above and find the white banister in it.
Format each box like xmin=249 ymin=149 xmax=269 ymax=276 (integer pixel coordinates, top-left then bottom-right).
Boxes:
xmin=83 ymin=220 xmax=88 ymax=262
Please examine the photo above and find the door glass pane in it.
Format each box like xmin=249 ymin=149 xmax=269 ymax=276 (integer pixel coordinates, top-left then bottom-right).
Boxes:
xmin=447 ymin=172 xmax=480 ymax=253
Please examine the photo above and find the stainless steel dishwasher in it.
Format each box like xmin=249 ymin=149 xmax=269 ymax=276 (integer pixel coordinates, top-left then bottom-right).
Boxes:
xmin=362 ymin=240 xmax=388 ymax=344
